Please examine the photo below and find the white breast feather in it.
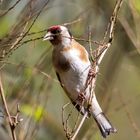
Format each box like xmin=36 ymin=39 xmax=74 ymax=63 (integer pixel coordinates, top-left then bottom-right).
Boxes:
xmin=59 ymin=48 xmax=91 ymax=100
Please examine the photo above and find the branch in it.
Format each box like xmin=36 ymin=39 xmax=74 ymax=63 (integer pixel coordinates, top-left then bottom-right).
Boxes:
xmin=0 ymin=0 xmax=21 ymax=17
xmin=63 ymin=18 xmax=82 ymax=26
xmin=95 ymin=0 xmax=123 ymax=67
xmin=0 ymin=74 xmax=16 ymax=140
xmin=71 ymin=111 xmax=88 ymax=140
xmin=0 ymin=74 xmax=23 ymax=140
xmin=2 ymin=0 xmax=50 ymax=61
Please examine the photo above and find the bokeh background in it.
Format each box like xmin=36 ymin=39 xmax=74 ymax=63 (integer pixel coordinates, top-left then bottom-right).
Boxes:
xmin=0 ymin=0 xmax=140 ymax=140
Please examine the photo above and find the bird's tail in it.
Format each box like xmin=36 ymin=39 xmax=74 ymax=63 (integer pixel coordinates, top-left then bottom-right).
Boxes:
xmin=94 ymin=112 xmax=117 ymax=138
xmin=87 ymin=93 xmax=117 ymax=138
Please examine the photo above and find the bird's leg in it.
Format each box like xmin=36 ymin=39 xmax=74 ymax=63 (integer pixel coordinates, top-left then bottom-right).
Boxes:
xmin=76 ymin=92 xmax=86 ymax=105
xmin=74 ymin=92 xmax=91 ymax=116
xmin=85 ymin=68 xmax=96 ymax=89
xmin=88 ymin=68 xmax=96 ymax=77
xmin=88 ymin=68 xmax=96 ymax=82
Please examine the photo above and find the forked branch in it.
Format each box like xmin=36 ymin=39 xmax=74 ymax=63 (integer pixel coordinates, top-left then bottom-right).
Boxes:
xmin=0 ymin=75 xmax=22 ymax=140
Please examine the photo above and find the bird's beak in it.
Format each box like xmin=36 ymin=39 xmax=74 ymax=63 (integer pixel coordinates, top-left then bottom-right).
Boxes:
xmin=43 ymin=32 xmax=54 ymax=41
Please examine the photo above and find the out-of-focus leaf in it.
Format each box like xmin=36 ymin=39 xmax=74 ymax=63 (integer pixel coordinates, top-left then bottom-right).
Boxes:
xmin=21 ymin=105 xmax=45 ymax=121
xmin=34 ymin=106 xmax=44 ymax=121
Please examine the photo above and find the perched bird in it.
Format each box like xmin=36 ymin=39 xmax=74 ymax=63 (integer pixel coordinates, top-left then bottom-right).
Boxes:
xmin=43 ymin=25 xmax=117 ymax=138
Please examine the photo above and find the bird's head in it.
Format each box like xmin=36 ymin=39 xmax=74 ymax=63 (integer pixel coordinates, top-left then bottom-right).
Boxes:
xmin=43 ymin=25 xmax=72 ymax=46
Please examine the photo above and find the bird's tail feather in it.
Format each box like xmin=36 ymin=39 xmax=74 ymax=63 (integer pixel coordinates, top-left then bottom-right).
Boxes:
xmin=94 ymin=112 xmax=117 ymax=138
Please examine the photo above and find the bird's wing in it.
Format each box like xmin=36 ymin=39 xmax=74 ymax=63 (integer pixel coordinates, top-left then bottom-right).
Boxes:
xmin=56 ymin=72 xmax=86 ymax=115
xmin=56 ymin=72 xmax=70 ymax=93
xmin=56 ymin=72 xmax=63 ymax=88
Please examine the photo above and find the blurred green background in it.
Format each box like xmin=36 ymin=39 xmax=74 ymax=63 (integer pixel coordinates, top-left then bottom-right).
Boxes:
xmin=0 ymin=0 xmax=140 ymax=140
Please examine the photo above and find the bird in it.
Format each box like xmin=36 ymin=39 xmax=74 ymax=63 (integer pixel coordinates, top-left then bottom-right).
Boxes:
xmin=43 ymin=25 xmax=117 ymax=138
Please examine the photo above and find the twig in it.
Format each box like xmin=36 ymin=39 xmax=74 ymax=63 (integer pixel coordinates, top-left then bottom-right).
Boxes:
xmin=3 ymin=0 xmax=50 ymax=60
xmin=71 ymin=111 xmax=88 ymax=140
xmin=63 ymin=5 xmax=92 ymax=27
xmin=0 ymin=75 xmax=16 ymax=140
xmin=109 ymin=0 xmax=123 ymax=41
xmin=0 ymin=36 xmax=101 ymax=52
xmin=96 ymin=0 xmax=123 ymax=66
xmin=63 ymin=35 xmax=101 ymax=46
xmin=102 ymin=0 xmax=123 ymax=44
xmin=8 ymin=15 xmax=31 ymax=53
xmin=0 ymin=0 xmax=21 ymax=17
xmin=0 ymin=60 xmax=59 ymax=83
xmin=72 ymin=111 xmax=81 ymax=134
xmin=2 ymin=7 xmax=84 ymax=39
xmin=19 ymin=36 xmax=44 ymax=46
xmin=88 ymin=26 xmax=94 ymax=62
xmin=62 ymin=102 xmax=71 ymax=138
xmin=63 ymin=18 xmax=82 ymax=26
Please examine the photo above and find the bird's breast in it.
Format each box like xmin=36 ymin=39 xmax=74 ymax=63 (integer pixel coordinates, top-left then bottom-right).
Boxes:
xmin=52 ymin=50 xmax=71 ymax=72
xmin=52 ymin=46 xmax=91 ymax=100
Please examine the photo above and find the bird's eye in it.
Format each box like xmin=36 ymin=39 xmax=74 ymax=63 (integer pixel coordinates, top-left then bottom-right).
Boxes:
xmin=51 ymin=29 xmax=61 ymax=34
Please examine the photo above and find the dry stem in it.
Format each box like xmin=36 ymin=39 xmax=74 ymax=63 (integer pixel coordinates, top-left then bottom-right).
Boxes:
xmin=0 ymin=75 xmax=16 ymax=140
xmin=71 ymin=111 xmax=88 ymax=140
xmin=0 ymin=0 xmax=21 ymax=17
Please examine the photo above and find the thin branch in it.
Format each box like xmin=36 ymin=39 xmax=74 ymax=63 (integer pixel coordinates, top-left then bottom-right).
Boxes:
xmin=88 ymin=26 xmax=94 ymax=62
xmin=62 ymin=102 xmax=71 ymax=139
xmin=102 ymin=0 xmax=123 ymax=44
xmin=63 ymin=18 xmax=82 ymax=26
xmin=4 ymin=0 xmax=50 ymax=60
xmin=8 ymin=15 xmax=31 ymax=54
xmin=0 ymin=75 xmax=16 ymax=140
xmin=108 ymin=0 xmax=123 ymax=41
xmin=2 ymin=5 xmax=85 ymax=39
xmin=0 ymin=60 xmax=59 ymax=83
xmin=71 ymin=111 xmax=88 ymax=140
xmin=71 ymin=111 xmax=81 ymax=134
xmin=0 ymin=36 xmax=101 ymax=53
xmin=0 ymin=0 xmax=21 ymax=17
xmin=96 ymin=0 xmax=123 ymax=66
